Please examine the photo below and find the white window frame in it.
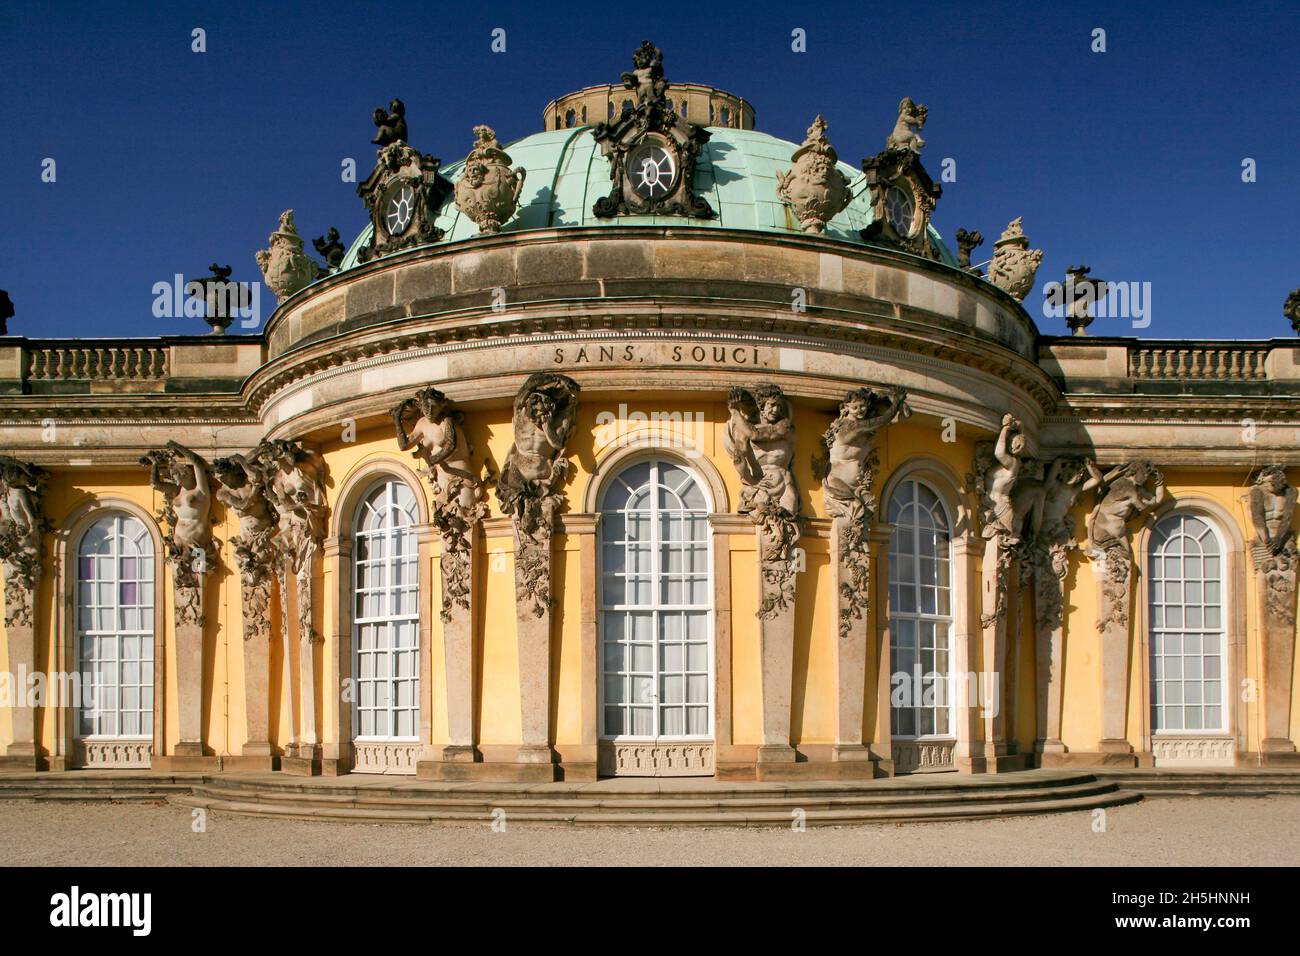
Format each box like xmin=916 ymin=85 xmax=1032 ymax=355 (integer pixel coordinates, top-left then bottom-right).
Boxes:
xmin=351 ymin=478 xmax=421 ymax=743
xmin=598 ymin=457 xmax=715 ymax=744
xmin=887 ymin=478 xmax=955 ymax=742
xmin=75 ymin=513 xmax=154 ymax=741
xmin=1148 ymin=512 xmax=1229 ymax=735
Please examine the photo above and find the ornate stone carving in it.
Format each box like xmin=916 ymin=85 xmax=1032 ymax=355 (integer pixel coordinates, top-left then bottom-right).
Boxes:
xmin=955 ymin=228 xmax=983 ymax=272
xmin=454 ymin=125 xmax=527 ymax=235
xmin=357 ymin=100 xmax=453 ymax=263
xmin=724 ymin=385 xmax=801 ymax=619
xmin=256 ymin=438 xmax=329 ymax=643
xmin=885 ymin=97 xmax=928 ymax=153
xmin=0 ymin=457 xmax=49 ymax=628
xmin=191 ymin=263 xmax=238 ymax=335
xmin=254 ymin=209 xmax=317 ymax=299
xmin=1086 ymin=462 xmax=1166 ymax=631
xmin=986 ymin=218 xmax=1043 ymax=301
xmin=497 ymin=373 xmax=580 ymax=616
xmin=393 ymin=387 xmax=490 ymax=621
xmin=971 ymin=414 xmax=1034 ymax=627
xmin=860 ymin=113 xmax=943 ymax=259
xmin=1249 ymin=464 xmax=1298 ymax=618
xmin=812 ymin=386 xmax=909 ymax=635
xmin=1285 ymin=289 xmax=1300 ymax=335
xmin=1021 ymin=457 xmax=1102 ymax=631
xmin=212 ymin=452 xmax=278 ymax=641
xmin=590 ymin=41 xmax=714 ymax=219
xmin=141 ymin=441 xmax=217 ymax=627
xmin=776 ymin=115 xmax=853 ymax=234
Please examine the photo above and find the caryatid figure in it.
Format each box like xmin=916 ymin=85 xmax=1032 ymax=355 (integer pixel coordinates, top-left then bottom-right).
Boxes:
xmin=1087 ymin=461 xmax=1166 ymax=560
xmin=817 ymin=385 xmax=910 ymax=524
xmin=0 ymin=456 xmax=49 ymax=626
xmin=213 ymin=452 xmax=278 ymax=641
xmin=982 ymin=413 xmax=1030 ymax=541
xmin=258 ymin=439 xmax=329 ymax=576
xmin=724 ymin=384 xmax=800 ymax=521
xmin=393 ymin=386 xmax=487 ymax=535
xmin=497 ymin=373 xmax=581 ymax=538
xmin=141 ymin=441 xmax=213 ymax=566
xmin=1249 ymin=464 xmax=1297 ymax=559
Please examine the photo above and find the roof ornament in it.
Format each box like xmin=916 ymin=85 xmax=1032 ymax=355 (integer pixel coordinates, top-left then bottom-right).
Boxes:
xmin=776 ymin=115 xmax=853 ymax=234
xmin=0 ymin=290 xmax=13 ymax=336
xmin=986 ymin=217 xmax=1043 ymax=301
xmin=1064 ymin=264 xmax=1108 ymax=335
xmin=454 ymin=125 xmax=528 ymax=235
xmin=190 ymin=263 xmax=239 ymax=335
xmin=590 ymin=41 xmax=714 ymax=219
xmin=356 ymin=100 xmax=453 ymax=263
xmin=859 ymin=97 xmax=942 ymax=258
xmin=1285 ymin=289 xmax=1300 ymax=335
xmin=255 ymin=209 xmax=318 ymax=300
xmin=955 ymin=229 xmax=984 ymax=273
xmin=885 ymin=97 xmax=928 ymax=153
xmin=312 ymin=228 xmax=345 ymax=276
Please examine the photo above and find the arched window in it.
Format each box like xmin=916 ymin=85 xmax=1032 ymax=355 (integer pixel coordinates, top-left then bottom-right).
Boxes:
xmin=1148 ymin=514 xmax=1226 ymax=733
xmin=887 ymin=479 xmax=953 ymax=739
xmin=76 ymin=513 xmax=154 ymax=741
xmin=599 ymin=459 xmax=712 ymax=744
xmin=352 ymin=479 xmax=420 ymax=742
xmin=720 ymin=106 xmax=731 ymax=127
xmin=564 ymin=108 xmax=576 ymax=128
xmin=680 ymin=100 xmax=688 ymax=120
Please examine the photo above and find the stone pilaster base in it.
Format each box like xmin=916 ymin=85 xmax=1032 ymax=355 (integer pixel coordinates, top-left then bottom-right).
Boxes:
xmin=0 ymin=744 xmax=42 ymax=772
xmin=280 ymin=743 xmax=321 ymax=776
xmin=152 ymin=754 xmax=220 ymax=772
xmin=1261 ymin=739 xmax=1300 ymax=766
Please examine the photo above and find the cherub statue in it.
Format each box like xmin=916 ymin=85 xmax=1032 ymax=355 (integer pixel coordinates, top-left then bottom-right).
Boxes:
xmin=497 ymin=373 xmax=580 ymax=538
xmin=393 ymin=387 xmax=488 ymax=534
xmin=955 ymin=228 xmax=983 ymax=271
xmin=815 ymin=385 xmax=910 ymax=524
xmin=885 ymin=97 xmax=928 ymax=153
xmin=371 ymin=99 xmax=408 ymax=147
xmin=141 ymin=441 xmax=213 ymax=563
xmin=1248 ymin=464 xmax=1297 ymax=558
xmin=312 ymin=227 xmax=345 ymax=269
xmin=207 ymin=263 xmax=233 ymax=282
xmin=724 ymin=384 xmax=799 ymax=519
xmin=620 ymin=40 xmax=667 ymax=108
xmin=1087 ymin=461 xmax=1166 ymax=560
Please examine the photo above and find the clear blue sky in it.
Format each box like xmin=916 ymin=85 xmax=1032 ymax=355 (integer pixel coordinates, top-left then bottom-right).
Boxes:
xmin=2 ymin=0 xmax=1298 ymax=340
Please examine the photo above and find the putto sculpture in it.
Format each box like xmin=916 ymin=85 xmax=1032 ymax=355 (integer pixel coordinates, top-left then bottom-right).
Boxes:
xmin=885 ymin=97 xmax=928 ymax=153
xmin=724 ymin=384 xmax=801 ymax=618
xmin=393 ymin=387 xmax=490 ymax=620
xmin=141 ymin=441 xmax=217 ymax=626
xmin=255 ymin=209 xmax=318 ymax=299
xmin=312 ymin=228 xmax=345 ymax=274
xmin=813 ymin=386 xmax=910 ymax=634
xmin=0 ymin=457 xmax=49 ymax=628
xmin=454 ymin=125 xmax=527 ymax=235
xmin=776 ymin=115 xmax=854 ymax=234
xmin=986 ymin=217 xmax=1043 ymax=301
xmin=498 ymin=373 xmax=580 ymax=616
xmin=622 ymin=39 xmax=668 ymax=107
xmin=212 ymin=452 xmax=278 ymax=642
xmin=371 ymin=98 xmax=408 ymax=147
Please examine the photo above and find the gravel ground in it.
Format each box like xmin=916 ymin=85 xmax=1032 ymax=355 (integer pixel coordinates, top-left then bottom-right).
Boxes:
xmin=0 ymin=796 xmax=1296 ymax=866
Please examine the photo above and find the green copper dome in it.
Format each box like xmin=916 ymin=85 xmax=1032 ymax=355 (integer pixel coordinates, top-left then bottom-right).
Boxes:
xmin=338 ymin=126 xmax=955 ymax=271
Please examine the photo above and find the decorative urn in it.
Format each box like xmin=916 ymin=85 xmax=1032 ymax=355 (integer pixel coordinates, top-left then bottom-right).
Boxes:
xmin=254 ymin=209 xmax=317 ymax=299
xmin=986 ymin=217 xmax=1043 ymax=301
xmin=454 ymin=125 xmax=527 ymax=235
xmin=776 ymin=115 xmax=853 ymax=234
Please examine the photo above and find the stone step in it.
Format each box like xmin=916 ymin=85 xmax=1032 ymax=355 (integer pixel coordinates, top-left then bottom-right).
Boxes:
xmin=183 ymin=777 xmax=1120 ymax=814
xmin=169 ymin=788 xmax=1140 ymax=827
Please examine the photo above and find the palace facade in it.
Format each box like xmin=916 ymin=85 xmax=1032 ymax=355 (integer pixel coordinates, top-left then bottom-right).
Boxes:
xmin=1 ymin=42 xmax=1298 ymax=782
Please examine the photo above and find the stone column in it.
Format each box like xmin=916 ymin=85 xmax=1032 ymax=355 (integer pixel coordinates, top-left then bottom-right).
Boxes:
xmin=513 ymin=523 xmax=557 ymax=774
xmin=828 ymin=515 xmax=876 ymax=776
xmin=951 ymin=532 xmax=981 ymax=772
xmin=0 ymin=569 xmax=40 ymax=770
xmin=171 ymin=570 xmax=206 ymax=761
xmin=755 ymin=524 xmax=798 ymax=767
xmin=1033 ymin=558 xmax=1067 ymax=761
xmin=288 ymin=561 xmax=322 ymax=773
xmin=1094 ymin=545 xmax=1136 ymax=762
xmin=978 ymin=535 xmax=1019 ymax=770
xmin=437 ymin=525 xmax=481 ymax=770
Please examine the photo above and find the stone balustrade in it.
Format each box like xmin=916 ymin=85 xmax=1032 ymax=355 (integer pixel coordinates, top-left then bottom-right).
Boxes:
xmin=26 ymin=344 xmax=169 ymax=382
xmin=1127 ymin=344 xmax=1269 ymax=381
